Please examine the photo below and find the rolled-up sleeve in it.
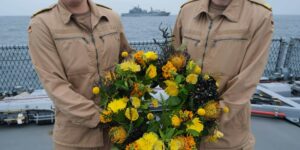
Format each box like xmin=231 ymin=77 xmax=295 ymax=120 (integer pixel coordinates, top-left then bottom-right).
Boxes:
xmin=28 ymin=17 xmax=100 ymax=128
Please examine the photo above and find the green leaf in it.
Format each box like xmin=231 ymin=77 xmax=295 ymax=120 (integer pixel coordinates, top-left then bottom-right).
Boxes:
xmin=134 ymin=117 xmax=144 ymax=128
xmin=175 ymin=75 xmax=184 ymax=84
xmin=159 ymin=130 xmax=166 ymax=140
xmin=187 ymin=129 xmax=200 ymax=137
xmin=167 ymin=97 xmax=181 ymax=107
xmin=165 ymin=128 xmax=176 ymax=139
xmin=160 ymin=112 xmax=171 ymax=128
xmin=147 ymin=121 xmax=160 ymax=133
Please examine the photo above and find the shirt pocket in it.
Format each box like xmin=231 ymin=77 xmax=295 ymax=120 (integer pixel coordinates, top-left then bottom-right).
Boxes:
xmin=54 ymin=33 xmax=92 ymax=75
xmin=99 ymin=29 xmax=121 ymax=72
xmin=211 ymin=33 xmax=249 ymax=76
xmin=182 ymin=32 xmax=202 ymax=60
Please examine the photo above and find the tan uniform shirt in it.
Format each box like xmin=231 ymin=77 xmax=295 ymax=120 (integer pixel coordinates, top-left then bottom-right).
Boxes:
xmin=173 ymin=0 xmax=273 ymax=149
xmin=28 ymin=0 xmax=131 ymax=148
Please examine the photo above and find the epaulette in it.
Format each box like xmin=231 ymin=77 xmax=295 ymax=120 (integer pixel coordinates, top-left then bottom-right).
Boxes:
xmin=96 ymin=3 xmax=112 ymax=10
xmin=249 ymin=0 xmax=272 ymax=11
xmin=181 ymin=0 xmax=199 ymax=8
xmin=31 ymin=4 xmax=56 ymax=18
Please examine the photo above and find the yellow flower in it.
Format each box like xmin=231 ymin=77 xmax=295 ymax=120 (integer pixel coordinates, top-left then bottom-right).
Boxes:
xmin=169 ymin=136 xmax=196 ymax=150
xmin=169 ymin=137 xmax=185 ymax=150
xmin=99 ymin=109 xmax=112 ymax=123
xmin=125 ymin=108 xmax=139 ymax=121
xmin=122 ymin=51 xmax=129 ymax=58
xmin=204 ymin=101 xmax=221 ymax=119
xmin=186 ymin=118 xmax=204 ymax=133
xmin=206 ymin=130 xmax=224 ymax=143
xmin=92 ymin=86 xmax=100 ymax=95
xmin=171 ymin=115 xmax=182 ymax=127
xmin=197 ymin=108 xmax=206 ymax=116
xmin=107 ymin=98 xmax=128 ymax=113
xmin=216 ymin=81 xmax=220 ymax=88
xmin=131 ymin=97 xmax=141 ymax=108
xmin=147 ymin=113 xmax=155 ymax=120
xmin=146 ymin=64 xmax=157 ymax=79
xmin=104 ymin=71 xmax=116 ymax=82
xmin=153 ymin=140 xmax=165 ymax=150
xmin=135 ymin=132 xmax=159 ymax=149
xmin=169 ymin=54 xmax=186 ymax=70
xmin=164 ymin=80 xmax=179 ymax=96
xmin=223 ymin=106 xmax=230 ymax=113
xmin=109 ymin=126 xmax=127 ymax=144
xmin=186 ymin=74 xmax=198 ymax=84
xmin=144 ymin=51 xmax=158 ymax=61
xmin=203 ymin=74 xmax=210 ymax=80
xmin=193 ymin=65 xmax=202 ymax=74
xmin=120 ymin=61 xmax=141 ymax=72
xmin=162 ymin=61 xmax=177 ymax=79
xmin=151 ymin=99 xmax=159 ymax=108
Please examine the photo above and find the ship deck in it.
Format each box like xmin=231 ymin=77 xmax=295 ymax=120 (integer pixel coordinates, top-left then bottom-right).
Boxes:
xmin=0 ymin=116 xmax=300 ymax=150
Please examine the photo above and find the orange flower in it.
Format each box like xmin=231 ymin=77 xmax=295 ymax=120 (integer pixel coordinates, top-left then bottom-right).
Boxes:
xmin=169 ymin=53 xmax=186 ymax=70
xmin=162 ymin=61 xmax=177 ymax=79
xmin=134 ymin=51 xmax=145 ymax=66
xmin=131 ymin=83 xmax=144 ymax=97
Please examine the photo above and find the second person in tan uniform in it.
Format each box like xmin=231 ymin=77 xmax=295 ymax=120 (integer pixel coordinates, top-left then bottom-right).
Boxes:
xmin=28 ymin=0 xmax=131 ymax=149
xmin=173 ymin=0 xmax=274 ymax=149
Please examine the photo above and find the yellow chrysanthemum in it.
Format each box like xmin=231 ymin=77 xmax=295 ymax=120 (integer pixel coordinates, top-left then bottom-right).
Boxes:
xmin=131 ymin=97 xmax=141 ymax=108
xmin=146 ymin=64 xmax=157 ymax=79
xmin=107 ymin=98 xmax=128 ymax=113
xmin=99 ymin=109 xmax=112 ymax=123
xmin=144 ymin=51 xmax=158 ymax=62
xmin=162 ymin=61 xmax=177 ymax=79
xmin=169 ymin=54 xmax=186 ymax=70
xmin=109 ymin=126 xmax=127 ymax=144
xmin=125 ymin=108 xmax=139 ymax=121
xmin=147 ymin=113 xmax=155 ymax=120
xmin=122 ymin=51 xmax=129 ymax=58
xmin=186 ymin=118 xmax=204 ymax=133
xmin=92 ymin=86 xmax=100 ymax=95
xmin=169 ymin=137 xmax=185 ymax=150
xmin=164 ymin=80 xmax=179 ymax=96
xmin=193 ymin=65 xmax=202 ymax=75
xmin=135 ymin=132 xmax=159 ymax=149
xmin=171 ymin=115 xmax=182 ymax=127
xmin=120 ymin=61 xmax=141 ymax=72
xmin=186 ymin=74 xmax=198 ymax=84
xmin=151 ymin=99 xmax=159 ymax=108
xmin=204 ymin=101 xmax=221 ymax=119
xmin=197 ymin=108 xmax=206 ymax=116
xmin=153 ymin=140 xmax=165 ymax=150
xmin=206 ymin=130 xmax=224 ymax=143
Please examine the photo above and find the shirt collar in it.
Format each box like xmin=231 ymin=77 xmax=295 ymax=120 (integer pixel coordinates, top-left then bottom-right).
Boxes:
xmin=194 ymin=0 xmax=243 ymax=23
xmin=58 ymin=0 xmax=106 ymax=24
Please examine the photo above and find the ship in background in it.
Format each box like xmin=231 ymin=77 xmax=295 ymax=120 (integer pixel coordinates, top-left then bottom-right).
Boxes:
xmin=122 ymin=6 xmax=170 ymax=17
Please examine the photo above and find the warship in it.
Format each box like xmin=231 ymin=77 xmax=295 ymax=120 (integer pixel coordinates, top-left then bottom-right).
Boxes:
xmin=122 ymin=6 xmax=170 ymax=17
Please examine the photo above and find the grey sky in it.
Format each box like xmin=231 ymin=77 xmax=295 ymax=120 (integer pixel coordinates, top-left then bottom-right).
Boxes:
xmin=0 ymin=0 xmax=299 ymax=16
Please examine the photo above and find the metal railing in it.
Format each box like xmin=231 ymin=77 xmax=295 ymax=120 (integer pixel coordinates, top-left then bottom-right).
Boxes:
xmin=1 ymin=38 xmax=300 ymax=92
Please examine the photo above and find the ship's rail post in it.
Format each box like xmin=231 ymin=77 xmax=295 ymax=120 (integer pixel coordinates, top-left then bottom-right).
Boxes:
xmin=284 ymin=38 xmax=300 ymax=78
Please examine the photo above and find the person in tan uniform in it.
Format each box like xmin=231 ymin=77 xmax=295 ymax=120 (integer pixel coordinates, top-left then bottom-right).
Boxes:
xmin=173 ymin=0 xmax=273 ymax=149
xmin=28 ymin=0 xmax=131 ymax=149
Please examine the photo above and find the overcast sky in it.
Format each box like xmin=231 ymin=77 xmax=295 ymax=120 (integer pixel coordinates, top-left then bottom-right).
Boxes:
xmin=0 ymin=0 xmax=299 ymax=16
